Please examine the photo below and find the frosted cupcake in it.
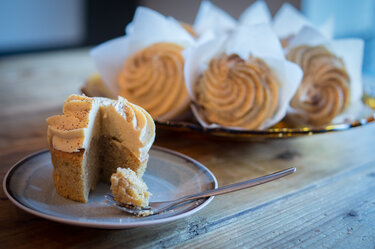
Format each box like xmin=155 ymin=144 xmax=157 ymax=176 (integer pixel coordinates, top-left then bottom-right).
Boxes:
xmin=91 ymin=7 xmax=195 ymax=121
xmin=185 ymin=24 xmax=302 ymax=130
xmin=285 ymin=26 xmax=364 ymax=126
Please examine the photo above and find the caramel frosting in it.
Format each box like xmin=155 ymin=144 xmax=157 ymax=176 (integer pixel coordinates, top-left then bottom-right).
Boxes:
xmin=47 ymin=94 xmax=155 ymax=161
xmin=286 ymin=45 xmax=350 ymax=126
xmin=117 ymin=42 xmax=190 ymax=120
xmin=194 ymin=54 xmax=279 ymax=129
xmin=47 ymin=95 xmax=98 ymax=153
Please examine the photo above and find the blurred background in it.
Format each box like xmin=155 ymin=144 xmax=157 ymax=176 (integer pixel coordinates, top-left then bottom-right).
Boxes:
xmin=1 ymin=0 xmax=374 ymax=74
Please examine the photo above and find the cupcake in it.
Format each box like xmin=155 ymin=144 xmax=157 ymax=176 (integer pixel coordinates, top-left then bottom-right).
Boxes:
xmin=91 ymin=7 xmax=195 ymax=121
xmin=194 ymin=54 xmax=279 ymax=129
xmin=117 ymin=42 xmax=189 ymax=120
xmin=184 ymin=24 xmax=302 ymax=130
xmin=286 ymin=45 xmax=350 ymax=126
xmin=285 ymin=26 xmax=364 ymax=126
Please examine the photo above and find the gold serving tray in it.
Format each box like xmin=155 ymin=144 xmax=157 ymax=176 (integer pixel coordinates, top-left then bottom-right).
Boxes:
xmin=82 ymin=74 xmax=375 ymax=139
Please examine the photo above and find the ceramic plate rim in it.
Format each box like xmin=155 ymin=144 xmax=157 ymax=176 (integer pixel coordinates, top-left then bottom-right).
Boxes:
xmin=3 ymin=146 xmax=218 ymax=229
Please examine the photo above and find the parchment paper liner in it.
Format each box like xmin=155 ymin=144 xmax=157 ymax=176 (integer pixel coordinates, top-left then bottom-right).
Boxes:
xmin=273 ymin=2 xmax=334 ymax=40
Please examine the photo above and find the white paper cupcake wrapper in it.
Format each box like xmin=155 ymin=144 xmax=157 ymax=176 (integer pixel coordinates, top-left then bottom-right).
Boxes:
xmin=273 ymin=3 xmax=334 ymax=39
xmin=193 ymin=0 xmax=237 ymax=36
xmin=238 ymin=0 xmax=272 ymax=26
xmin=184 ymin=23 xmax=303 ymax=130
xmin=193 ymin=1 xmax=272 ymax=37
xmin=193 ymin=1 xmax=334 ymax=43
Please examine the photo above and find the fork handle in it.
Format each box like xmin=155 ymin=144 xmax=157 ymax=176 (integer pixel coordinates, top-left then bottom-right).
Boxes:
xmin=174 ymin=167 xmax=296 ymax=204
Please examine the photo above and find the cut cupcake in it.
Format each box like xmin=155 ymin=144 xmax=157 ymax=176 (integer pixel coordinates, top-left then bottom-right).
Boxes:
xmin=47 ymin=94 xmax=155 ymax=203
xmin=193 ymin=54 xmax=279 ymax=129
xmin=286 ymin=45 xmax=350 ymax=126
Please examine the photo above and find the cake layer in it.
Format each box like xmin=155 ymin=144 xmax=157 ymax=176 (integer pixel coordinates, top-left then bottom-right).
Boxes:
xmin=49 ymin=146 xmax=87 ymax=202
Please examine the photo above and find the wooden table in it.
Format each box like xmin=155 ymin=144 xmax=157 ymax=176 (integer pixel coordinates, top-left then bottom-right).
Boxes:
xmin=1 ymin=49 xmax=375 ymax=248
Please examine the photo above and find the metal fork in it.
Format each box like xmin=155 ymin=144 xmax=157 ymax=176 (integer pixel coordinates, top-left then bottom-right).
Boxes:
xmin=105 ymin=167 xmax=296 ymax=216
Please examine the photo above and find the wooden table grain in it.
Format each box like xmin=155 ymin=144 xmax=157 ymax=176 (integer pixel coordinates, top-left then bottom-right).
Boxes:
xmin=1 ymin=49 xmax=375 ymax=249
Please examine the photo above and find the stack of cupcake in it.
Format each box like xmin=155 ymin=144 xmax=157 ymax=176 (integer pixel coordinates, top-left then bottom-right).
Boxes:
xmin=86 ymin=1 xmax=366 ymax=129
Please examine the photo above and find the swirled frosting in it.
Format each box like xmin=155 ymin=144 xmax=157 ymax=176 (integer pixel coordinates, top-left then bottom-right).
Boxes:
xmin=47 ymin=94 xmax=155 ymax=161
xmin=194 ymin=54 xmax=279 ymax=129
xmin=286 ymin=45 xmax=350 ymax=126
xmin=117 ymin=42 xmax=190 ymax=120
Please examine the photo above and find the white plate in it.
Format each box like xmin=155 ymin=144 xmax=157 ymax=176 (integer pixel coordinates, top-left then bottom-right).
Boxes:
xmin=3 ymin=146 xmax=217 ymax=229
